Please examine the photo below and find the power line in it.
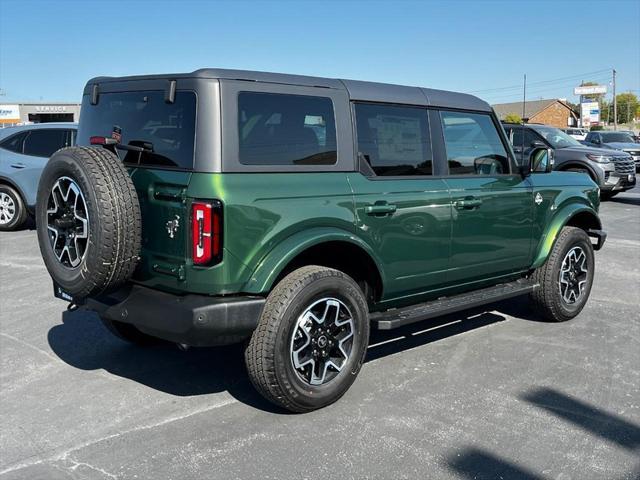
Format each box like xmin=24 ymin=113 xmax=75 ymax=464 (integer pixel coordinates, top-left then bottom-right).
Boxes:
xmin=482 ymin=76 xmax=612 ymax=103
xmin=467 ymin=68 xmax=611 ymax=94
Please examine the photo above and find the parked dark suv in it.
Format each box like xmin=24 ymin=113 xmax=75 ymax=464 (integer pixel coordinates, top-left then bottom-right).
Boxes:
xmin=502 ymin=123 xmax=636 ymax=199
xmin=36 ymin=69 xmax=605 ymax=412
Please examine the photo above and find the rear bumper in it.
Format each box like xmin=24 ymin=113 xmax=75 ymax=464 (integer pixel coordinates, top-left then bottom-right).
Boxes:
xmin=86 ymin=285 xmax=265 ymax=347
xmin=587 ymin=229 xmax=607 ymax=251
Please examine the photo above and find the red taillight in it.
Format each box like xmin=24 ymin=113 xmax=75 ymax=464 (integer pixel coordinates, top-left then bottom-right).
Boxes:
xmin=192 ymin=201 xmax=222 ymax=266
xmin=90 ymin=136 xmax=117 ymax=145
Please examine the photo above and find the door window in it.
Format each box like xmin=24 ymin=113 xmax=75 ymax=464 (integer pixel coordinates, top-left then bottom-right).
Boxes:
xmin=0 ymin=131 xmax=28 ymax=154
xmin=23 ymin=129 xmax=69 ymax=157
xmin=238 ymin=92 xmax=337 ymax=166
xmin=440 ymin=111 xmax=511 ymax=175
xmin=355 ymin=103 xmax=432 ymax=176
xmin=511 ymin=128 xmax=539 ymax=149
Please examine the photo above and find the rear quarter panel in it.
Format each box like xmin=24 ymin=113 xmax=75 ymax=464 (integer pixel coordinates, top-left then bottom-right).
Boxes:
xmin=185 ymin=172 xmax=356 ymax=295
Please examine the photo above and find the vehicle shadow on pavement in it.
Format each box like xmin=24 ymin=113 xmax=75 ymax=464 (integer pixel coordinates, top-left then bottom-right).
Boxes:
xmin=444 ymin=388 xmax=640 ymax=479
xmin=609 ymin=196 xmax=640 ymax=206
xmin=521 ymin=387 xmax=640 ymax=451
xmin=47 ymin=300 xmax=537 ymax=413
xmin=445 ymin=447 xmax=544 ymax=480
xmin=48 ymin=309 xmax=284 ymax=413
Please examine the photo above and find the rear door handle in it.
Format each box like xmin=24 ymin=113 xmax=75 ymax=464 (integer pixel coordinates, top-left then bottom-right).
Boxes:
xmin=10 ymin=163 xmax=26 ymax=169
xmin=365 ymin=203 xmax=397 ymax=215
xmin=454 ymin=197 xmax=482 ymax=210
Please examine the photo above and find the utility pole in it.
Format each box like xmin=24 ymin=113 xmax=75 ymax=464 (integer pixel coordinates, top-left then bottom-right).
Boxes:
xmin=613 ymin=68 xmax=617 ymax=130
xmin=522 ymin=74 xmax=526 ymax=122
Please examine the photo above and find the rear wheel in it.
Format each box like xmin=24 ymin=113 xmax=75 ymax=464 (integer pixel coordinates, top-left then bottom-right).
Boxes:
xmin=245 ymin=266 xmax=370 ymax=412
xmin=0 ymin=185 xmax=28 ymax=231
xmin=530 ymin=227 xmax=595 ymax=322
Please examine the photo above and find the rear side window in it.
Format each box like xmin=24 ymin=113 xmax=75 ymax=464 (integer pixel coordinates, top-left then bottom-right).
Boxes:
xmin=23 ymin=129 xmax=69 ymax=157
xmin=238 ymin=92 xmax=337 ymax=166
xmin=440 ymin=111 xmax=510 ymax=175
xmin=78 ymin=91 xmax=196 ymax=169
xmin=512 ymin=128 xmax=539 ymax=147
xmin=355 ymin=103 xmax=432 ymax=176
xmin=0 ymin=131 xmax=28 ymax=154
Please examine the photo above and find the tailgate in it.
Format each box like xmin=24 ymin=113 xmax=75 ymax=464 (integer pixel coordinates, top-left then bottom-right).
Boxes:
xmin=129 ymin=168 xmax=192 ymax=291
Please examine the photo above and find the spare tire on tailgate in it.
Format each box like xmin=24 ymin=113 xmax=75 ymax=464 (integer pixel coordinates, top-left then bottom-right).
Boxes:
xmin=36 ymin=146 xmax=141 ymax=299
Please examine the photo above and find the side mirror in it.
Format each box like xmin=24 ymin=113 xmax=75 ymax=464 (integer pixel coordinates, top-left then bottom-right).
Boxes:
xmin=531 ymin=140 xmax=546 ymax=148
xmin=528 ymin=147 xmax=554 ymax=174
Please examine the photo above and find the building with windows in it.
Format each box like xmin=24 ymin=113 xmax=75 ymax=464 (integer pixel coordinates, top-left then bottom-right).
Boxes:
xmin=0 ymin=102 xmax=81 ymax=127
xmin=492 ymin=99 xmax=579 ymax=129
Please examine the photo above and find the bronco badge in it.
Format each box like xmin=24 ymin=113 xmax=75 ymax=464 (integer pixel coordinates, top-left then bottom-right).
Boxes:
xmin=166 ymin=215 xmax=180 ymax=239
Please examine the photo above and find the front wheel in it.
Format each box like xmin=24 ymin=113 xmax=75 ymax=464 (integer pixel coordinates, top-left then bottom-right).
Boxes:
xmin=0 ymin=185 xmax=28 ymax=231
xmin=245 ymin=266 xmax=370 ymax=412
xmin=530 ymin=227 xmax=595 ymax=322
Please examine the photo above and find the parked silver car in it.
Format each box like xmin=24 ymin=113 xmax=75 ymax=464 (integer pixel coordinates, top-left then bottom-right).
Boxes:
xmin=0 ymin=123 xmax=77 ymax=230
xmin=583 ymin=131 xmax=640 ymax=172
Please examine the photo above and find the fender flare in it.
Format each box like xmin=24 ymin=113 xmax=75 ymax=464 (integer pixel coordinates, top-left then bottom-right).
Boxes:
xmin=531 ymin=203 xmax=602 ymax=269
xmin=242 ymin=227 xmax=386 ymax=294
xmin=556 ymin=161 xmax=599 ymax=183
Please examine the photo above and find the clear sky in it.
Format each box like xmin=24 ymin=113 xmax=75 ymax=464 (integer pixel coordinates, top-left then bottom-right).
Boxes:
xmin=1 ymin=0 xmax=638 ymax=106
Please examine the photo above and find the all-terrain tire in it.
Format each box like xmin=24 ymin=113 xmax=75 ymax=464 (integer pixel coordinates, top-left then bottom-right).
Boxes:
xmin=100 ymin=317 xmax=161 ymax=346
xmin=245 ymin=266 xmax=370 ymax=413
xmin=530 ymin=227 xmax=595 ymax=322
xmin=0 ymin=184 xmax=28 ymax=231
xmin=36 ymin=146 xmax=141 ymax=299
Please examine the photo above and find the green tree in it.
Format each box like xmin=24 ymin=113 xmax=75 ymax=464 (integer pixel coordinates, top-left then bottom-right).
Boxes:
xmin=504 ymin=113 xmax=522 ymax=124
xmin=615 ymin=92 xmax=639 ymax=124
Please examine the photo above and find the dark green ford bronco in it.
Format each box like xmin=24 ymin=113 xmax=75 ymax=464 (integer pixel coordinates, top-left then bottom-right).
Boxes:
xmin=36 ymin=69 xmax=606 ymax=412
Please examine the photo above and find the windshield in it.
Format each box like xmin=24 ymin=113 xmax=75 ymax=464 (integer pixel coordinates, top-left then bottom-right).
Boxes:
xmin=78 ymin=90 xmax=196 ymax=169
xmin=533 ymin=126 xmax=582 ymax=149
xmin=601 ymin=132 xmax=634 ymax=143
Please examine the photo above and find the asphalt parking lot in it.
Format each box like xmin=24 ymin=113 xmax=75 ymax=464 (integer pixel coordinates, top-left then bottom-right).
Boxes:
xmin=1 ymin=186 xmax=639 ymax=480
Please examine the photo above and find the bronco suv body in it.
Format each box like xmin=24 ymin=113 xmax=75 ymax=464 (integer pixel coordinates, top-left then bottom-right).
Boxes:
xmin=36 ymin=69 xmax=605 ymax=412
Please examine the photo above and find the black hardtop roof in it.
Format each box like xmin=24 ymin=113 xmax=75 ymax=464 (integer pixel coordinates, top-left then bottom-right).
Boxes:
xmin=86 ymin=68 xmax=491 ymax=112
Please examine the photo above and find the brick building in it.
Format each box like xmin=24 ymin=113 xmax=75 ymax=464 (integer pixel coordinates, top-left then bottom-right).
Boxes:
xmin=492 ymin=99 xmax=579 ymax=128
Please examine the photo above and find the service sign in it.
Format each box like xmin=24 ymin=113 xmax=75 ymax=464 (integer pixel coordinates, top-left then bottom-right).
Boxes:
xmin=574 ymin=85 xmax=607 ymax=96
xmin=0 ymin=104 xmax=20 ymax=124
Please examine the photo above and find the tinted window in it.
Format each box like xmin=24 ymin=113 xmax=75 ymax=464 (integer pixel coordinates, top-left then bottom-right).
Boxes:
xmin=238 ymin=92 xmax=337 ymax=166
xmin=601 ymin=132 xmax=635 ymax=143
xmin=23 ymin=129 xmax=69 ymax=157
xmin=0 ymin=131 xmax=28 ymax=154
xmin=441 ymin=111 xmax=510 ymax=175
xmin=512 ymin=128 xmax=540 ymax=148
xmin=355 ymin=103 xmax=432 ymax=176
xmin=78 ymin=91 xmax=196 ymax=169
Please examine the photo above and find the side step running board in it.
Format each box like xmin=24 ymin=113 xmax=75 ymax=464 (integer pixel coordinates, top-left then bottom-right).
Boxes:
xmin=370 ymin=279 xmax=538 ymax=330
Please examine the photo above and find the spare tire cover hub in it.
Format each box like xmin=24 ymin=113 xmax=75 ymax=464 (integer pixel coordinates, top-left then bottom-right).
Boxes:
xmin=46 ymin=176 xmax=89 ymax=268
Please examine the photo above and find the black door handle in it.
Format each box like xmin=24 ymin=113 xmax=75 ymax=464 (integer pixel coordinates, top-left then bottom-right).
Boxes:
xmin=365 ymin=203 xmax=397 ymax=215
